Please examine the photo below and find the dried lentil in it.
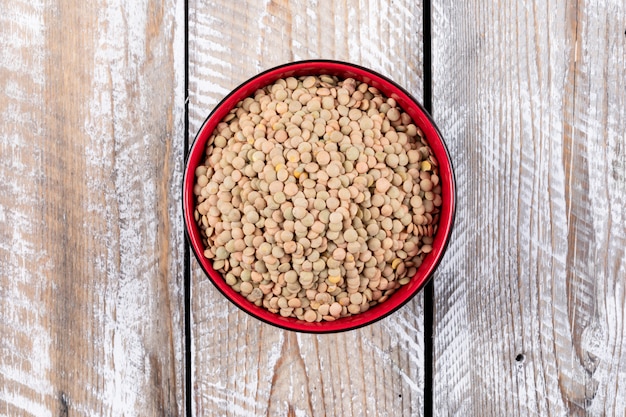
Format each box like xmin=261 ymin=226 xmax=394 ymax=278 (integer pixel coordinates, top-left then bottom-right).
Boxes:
xmin=194 ymin=74 xmax=442 ymax=322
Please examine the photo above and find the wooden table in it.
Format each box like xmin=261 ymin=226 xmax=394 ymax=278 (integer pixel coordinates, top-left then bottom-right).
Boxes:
xmin=2 ymin=0 xmax=624 ymax=415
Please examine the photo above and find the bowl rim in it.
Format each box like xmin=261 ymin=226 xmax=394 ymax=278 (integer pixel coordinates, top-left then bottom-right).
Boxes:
xmin=183 ymin=59 xmax=456 ymax=333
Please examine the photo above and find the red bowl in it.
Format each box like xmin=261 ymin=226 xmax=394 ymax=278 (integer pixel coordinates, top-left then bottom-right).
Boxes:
xmin=183 ymin=60 xmax=456 ymax=333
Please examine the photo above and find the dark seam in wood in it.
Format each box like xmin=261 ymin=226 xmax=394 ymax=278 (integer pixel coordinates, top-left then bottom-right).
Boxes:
xmin=184 ymin=0 xmax=192 ymax=416
xmin=422 ymin=0 xmax=434 ymax=416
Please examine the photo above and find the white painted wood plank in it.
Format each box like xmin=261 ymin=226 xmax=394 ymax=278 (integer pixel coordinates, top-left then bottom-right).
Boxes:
xmin=0 ymin=0 xmax=186 ymax=415
xmin=188 ymin=1 xmax=426 ymax=415
xmin=431 ymin=0 xmax=626 ymax=415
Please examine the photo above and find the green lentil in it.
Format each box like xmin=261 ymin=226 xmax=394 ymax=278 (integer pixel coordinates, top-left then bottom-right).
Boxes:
xmin=194 ymin=74 xmax=442 ymax=323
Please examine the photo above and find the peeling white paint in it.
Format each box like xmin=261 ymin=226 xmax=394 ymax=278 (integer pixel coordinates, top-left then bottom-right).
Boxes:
xmin=0 ymin=1 xmax=54 ymax=415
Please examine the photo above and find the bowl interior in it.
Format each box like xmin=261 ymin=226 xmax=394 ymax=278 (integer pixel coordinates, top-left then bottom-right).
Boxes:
xmin=183 ymin=60 xmax=455 ymax=333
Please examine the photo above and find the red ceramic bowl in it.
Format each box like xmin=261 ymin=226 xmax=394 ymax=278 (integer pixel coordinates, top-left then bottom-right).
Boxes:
xmin=183 ymin=60 xmax=455 ymax=333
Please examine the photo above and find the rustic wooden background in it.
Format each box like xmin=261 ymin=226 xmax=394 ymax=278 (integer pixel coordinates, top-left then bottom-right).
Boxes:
xmin=1 ymin=0 xmax=624 ymax=416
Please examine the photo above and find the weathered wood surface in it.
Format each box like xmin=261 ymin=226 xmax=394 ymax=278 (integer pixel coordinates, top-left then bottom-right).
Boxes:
xmin=431 ymin=0 xmax=626 ymax=416
xmin=188 ymin=1 xmax=426 ymax=416
xmin=0 ymin=0 xmax=186 ymax=415
xmin=2 ymin=0 xmax=625 ymax=416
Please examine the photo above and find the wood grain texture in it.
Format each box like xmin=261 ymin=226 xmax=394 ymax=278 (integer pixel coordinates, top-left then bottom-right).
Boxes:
xmin=430 ymin=0 xmax=626 ymax=415
xmin=0 ymin=0 xmax=186 ymax=415
xmin=4 ymin=0 xmax=623 ymax=415
xmin=188 ymin=1 xmax=425 ymax=415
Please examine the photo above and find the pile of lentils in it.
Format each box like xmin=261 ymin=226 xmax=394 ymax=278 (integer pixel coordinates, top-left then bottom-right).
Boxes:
xmin=193 ymin=74 xmax=441 ymax=322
